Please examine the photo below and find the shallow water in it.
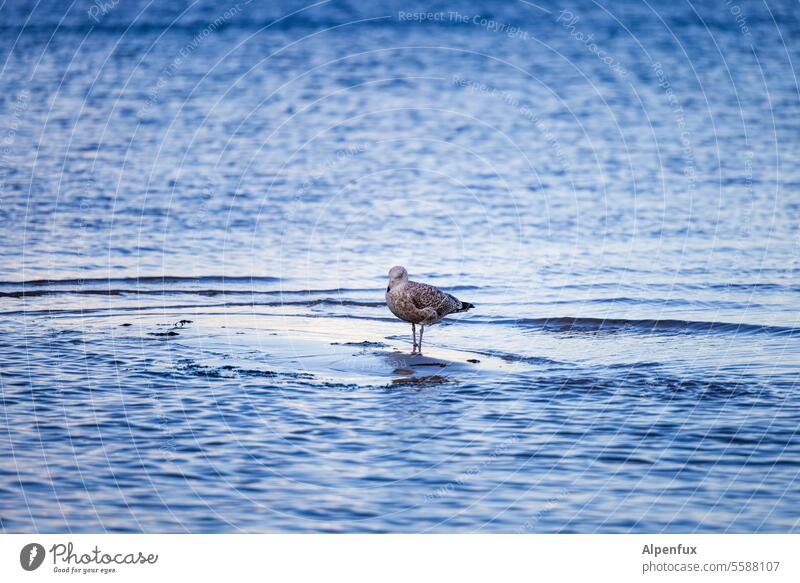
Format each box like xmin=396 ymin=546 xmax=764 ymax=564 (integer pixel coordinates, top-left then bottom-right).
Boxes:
xmin=1 ymin=0 xmax=799 ymax=532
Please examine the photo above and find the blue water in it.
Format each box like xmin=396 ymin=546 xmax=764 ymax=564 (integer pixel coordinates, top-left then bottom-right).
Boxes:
xmin=1 ymin=0 xmax=799 ymax=533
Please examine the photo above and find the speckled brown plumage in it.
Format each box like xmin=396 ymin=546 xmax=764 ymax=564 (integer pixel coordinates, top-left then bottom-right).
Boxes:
xmin=385 ymin=266 xmax=474 ymax=353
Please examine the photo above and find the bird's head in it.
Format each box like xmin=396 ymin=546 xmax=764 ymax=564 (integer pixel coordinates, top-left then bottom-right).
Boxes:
xmin=387 ymin=265 xmax=408 ymax=289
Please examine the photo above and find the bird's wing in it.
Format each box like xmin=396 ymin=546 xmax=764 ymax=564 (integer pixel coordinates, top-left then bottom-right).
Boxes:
xmin=407 ymin=281 xmax=462 ymax=316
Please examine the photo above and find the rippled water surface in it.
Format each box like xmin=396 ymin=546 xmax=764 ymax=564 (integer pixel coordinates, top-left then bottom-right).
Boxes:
xmin=1 ymin=0 xmax=799 ymax=532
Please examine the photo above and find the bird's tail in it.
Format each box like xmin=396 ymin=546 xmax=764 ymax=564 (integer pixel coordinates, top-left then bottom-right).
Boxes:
xmin=458 ymin=301 xmax=475 ymax=312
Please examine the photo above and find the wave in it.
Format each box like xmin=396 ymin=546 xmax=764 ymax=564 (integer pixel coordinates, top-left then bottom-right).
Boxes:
xmin=503 ymin=317 xmax=800 ymax=337
xmin=0 ymin=301 xmax=389 ymax=318
xmin=0 ymin=275 xmax=282 ymax=287
xmin=550 ymin=281 xmax=800 ymax=293
xmin=0 ymin=14 xmax=393 ymax=36
xmin=0 ymin=288 xmax=376 ymax=298
xmin=2 ymin=288 xmax=794 ymax=340
xmin=0 ymin=276 xmax=479 ymax=297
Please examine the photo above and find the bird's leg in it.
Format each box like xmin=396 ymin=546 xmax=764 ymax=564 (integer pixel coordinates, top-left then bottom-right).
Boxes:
xmin=419 ymin=325 xmax=424 ymax=354
xmin=411 ymin=323 xmax=417 ymax=354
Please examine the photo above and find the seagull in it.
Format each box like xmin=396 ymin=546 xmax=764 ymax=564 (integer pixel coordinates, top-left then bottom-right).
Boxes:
xmin=385 ymin=266 xmax=475 ymax=354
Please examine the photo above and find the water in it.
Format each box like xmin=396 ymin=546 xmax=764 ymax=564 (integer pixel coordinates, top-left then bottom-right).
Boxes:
xmin=1 ymin=0 xmax=799 ymax=533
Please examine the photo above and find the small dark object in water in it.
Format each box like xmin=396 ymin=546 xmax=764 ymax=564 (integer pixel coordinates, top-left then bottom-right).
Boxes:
xmin=467 ymin=358 xmax=480 ymax=363
xmin=393 ymin=368 xmax=414 ymax=375
xmin=392 ymin=375 xmax=454 ymax=386
xmin=331 ymin=340 xmax=388 ymax=347
xmin=176 ymin=319 xmax=193 ymax=327
xmin=120 ymin=323 xmax=132 ymax=327
xmin=150 ymin=330 xmax=179 ymax=337
xmin=413 ymin=362 xmax=447 ymax=367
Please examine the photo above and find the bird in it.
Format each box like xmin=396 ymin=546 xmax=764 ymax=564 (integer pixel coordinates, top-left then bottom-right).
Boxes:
xmin=385 ymin=266 xmax=474 ymax=354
